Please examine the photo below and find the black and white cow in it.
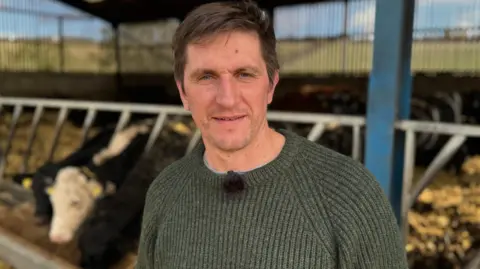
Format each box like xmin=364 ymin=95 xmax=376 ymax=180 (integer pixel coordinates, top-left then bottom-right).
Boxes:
xmin=76 ymin=122 xmax=194 ymax=269
xmin=46 ymin=119 xmax=154 ymax=244
xmin=13 ymin=125 xmax=117 ymax=223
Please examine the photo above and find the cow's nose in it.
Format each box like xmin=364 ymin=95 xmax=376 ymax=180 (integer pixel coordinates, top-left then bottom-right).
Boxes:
xmin=49 ymin=233 xmax=71 ymax=244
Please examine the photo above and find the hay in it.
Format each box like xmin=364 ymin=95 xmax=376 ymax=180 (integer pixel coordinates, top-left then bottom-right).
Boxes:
xmin=0 ymin=111 xmax=88 ymax=176
xmin=407 ymin=167 xmax=480 ymax=268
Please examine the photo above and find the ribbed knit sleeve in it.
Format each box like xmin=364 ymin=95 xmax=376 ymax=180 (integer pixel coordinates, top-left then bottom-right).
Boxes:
xmin=135 ymin=156 xmax=194 ymax=269
xmin=298 ymin=138 xmax=408 ymax=269
xmin=135 ymin=170 xmax=163 ymax=269
xmin=333 ymin=168 xmax=408 ymax=269
xmin=319 ymin=154 xmax=407 ymax=268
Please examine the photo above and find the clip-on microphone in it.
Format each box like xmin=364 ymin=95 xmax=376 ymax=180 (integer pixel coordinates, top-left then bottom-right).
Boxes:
xmin=222 ymin=171 xmax=246 ymax=193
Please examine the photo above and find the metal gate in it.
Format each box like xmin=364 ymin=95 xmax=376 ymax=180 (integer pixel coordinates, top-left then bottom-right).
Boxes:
xmin=1 ymin=96 xmax=480 ymax=268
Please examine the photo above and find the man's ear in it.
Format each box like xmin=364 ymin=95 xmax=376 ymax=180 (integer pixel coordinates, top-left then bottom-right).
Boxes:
xmin=267 ymin=70 xmax=280 ymax=105
xmin=176 ymin=80 xmax=189 ymax=111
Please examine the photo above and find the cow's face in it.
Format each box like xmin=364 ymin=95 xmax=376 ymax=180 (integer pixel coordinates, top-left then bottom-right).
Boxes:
xmin=47 ymin=166 xmax=107 ymax=244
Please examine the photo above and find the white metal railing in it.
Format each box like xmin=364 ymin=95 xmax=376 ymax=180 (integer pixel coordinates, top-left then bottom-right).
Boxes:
xmin=395 ymin=120 xmax=480 ymax=245
xmin=1 ymin=96 xmax=480 ymax=268
xmin=0 ymin=97 xmax=366 ymax=180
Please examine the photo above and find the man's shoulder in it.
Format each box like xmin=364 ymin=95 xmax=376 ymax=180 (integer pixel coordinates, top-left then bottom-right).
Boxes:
xmin=293 ymin=134 xmax=387 ymax=207
xmin=145 ymin=154 xmax=194 ymax=200
xmin=294 ymin=134 xmax=370 ymax=179
xmin=294 ymin=135 xmax=400 ymax=237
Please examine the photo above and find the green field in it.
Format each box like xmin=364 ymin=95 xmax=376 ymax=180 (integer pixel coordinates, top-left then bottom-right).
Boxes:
xmin=1 ymin=37 xmax=479 ymax=75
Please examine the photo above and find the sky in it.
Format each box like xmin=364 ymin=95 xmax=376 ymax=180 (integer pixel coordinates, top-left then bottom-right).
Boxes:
xmin=0 ymin=0 xmax=479 ymax=41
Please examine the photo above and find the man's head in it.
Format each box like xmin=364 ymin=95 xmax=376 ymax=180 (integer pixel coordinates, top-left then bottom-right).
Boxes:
xmin=172 ymin=0 xmax=280 ymax=153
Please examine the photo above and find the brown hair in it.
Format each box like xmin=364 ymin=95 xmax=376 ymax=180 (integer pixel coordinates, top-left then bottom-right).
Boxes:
xmin=172 ymin=0 xmax=279 ymax=85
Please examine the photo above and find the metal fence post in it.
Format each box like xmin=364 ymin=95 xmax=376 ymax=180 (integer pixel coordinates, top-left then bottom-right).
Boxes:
xmin=57 ymin=16 xmax=65 ymax=72
xmin=364 ymin=0 xmax=416 ymax=225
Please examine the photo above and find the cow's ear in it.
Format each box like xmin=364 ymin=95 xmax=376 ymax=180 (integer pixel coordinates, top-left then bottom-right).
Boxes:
xmin=22 ymin=177 xmax=33 ymax=189
xmin=45 ymin=186 xmax=54 ymax=195
xmin=86 ymin=181 xmax=103 ymax=198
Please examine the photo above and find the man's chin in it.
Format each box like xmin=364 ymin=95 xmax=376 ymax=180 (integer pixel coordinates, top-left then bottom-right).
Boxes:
xmin=210 ymin=136 xmax=250 ymax=152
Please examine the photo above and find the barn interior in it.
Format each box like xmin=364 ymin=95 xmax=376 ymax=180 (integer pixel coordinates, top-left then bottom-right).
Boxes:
xmin=1 ymin=0 xmax=480 ymax=268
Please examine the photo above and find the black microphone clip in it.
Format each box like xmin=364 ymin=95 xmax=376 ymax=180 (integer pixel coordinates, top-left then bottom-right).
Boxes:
xmin=222 ymin=171 xmax=246 ymax=194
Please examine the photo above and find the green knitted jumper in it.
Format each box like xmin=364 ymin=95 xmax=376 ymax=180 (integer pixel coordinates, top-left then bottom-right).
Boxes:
xmin=135 ymin=129 xmax=408 ymax=269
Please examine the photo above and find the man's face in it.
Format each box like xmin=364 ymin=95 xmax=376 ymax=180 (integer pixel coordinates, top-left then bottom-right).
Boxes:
xmin=177 ymin=31 xmax=279 ymax=152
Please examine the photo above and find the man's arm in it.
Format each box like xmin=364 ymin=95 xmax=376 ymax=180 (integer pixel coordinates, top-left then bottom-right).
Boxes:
xmin=334 ymin=168 xmax=409 ymax=269
xmin=135 ymin=182 xmax=160 ymax=269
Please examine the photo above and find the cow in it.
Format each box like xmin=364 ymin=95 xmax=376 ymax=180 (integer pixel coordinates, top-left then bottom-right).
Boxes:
xmin=12 ymin=125 xmax=117 ymax=224
xmin=46 ymin=119 xmax=154 ymax=244
xmin=75 ymin=121 xmax=194 ymax=269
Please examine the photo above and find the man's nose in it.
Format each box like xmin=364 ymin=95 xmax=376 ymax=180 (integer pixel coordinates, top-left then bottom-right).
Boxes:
xmin=216 ymin=76 xmax=239 ymax=107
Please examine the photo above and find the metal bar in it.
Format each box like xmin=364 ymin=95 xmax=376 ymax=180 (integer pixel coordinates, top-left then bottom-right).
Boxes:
xmin=22 ymin=106 xmax=44 ymax=173
xmin=58 ymin=17 xmax=65 ymax=72
xmin=47 ymin=107 xmax=69 ymax=162
xmin=144 ymin=113 xmax=167 ymax=154
xmin=405 ymin=134 xmax=467 ymax=211
xmin=411 ymin=98 xmax=433 ymax=146
xmin=114 ymin=24 xmax=123 ymax=89
xmin=352 ymin=125 xmax=361 ymax=161
xmin=396 ymin=120 xmax=480 ymax=136
xmin=422 ymin=105 xmax=440 ymax=150
xmin=80 ymin=109 xmax=97 ymax=146
xmin=186 ymin=129 xmax=202 ymax=155
xmin=341 ymin=0 xmax=348 ymax=72
xmin=0 ymin=97 xmax=365 ymax=126
xmin=306 ymin=123 xmax=325 ymax=142
xmin=401 ymin=130 xmax=416 ymax=244
xmin=0 ymin=181 xmax=35 ymax=205
xmin=364 ymin=0 xmax=416 ymax=223
xmin=4 ymin=97 xmax=480 ymax=137
xmin=0 ymin=105 xmax=23 ymax=179
xmin=113 ymin=110 xmax=131 ymax=136
xmin=452 ymin=92 xmax=463 ymax=123
xmin=0 ymin=226 xmax=79 ymax=269
xmin=0 ymin=97 xmax=190 ymax=116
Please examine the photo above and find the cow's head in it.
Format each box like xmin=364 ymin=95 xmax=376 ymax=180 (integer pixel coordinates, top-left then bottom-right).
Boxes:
xmin=47 ymin=166 xmax=116 ymax=244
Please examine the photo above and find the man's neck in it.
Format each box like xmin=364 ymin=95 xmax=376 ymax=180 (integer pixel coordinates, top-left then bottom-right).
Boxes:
xmin=203 ymin=124 xmax=285 ymax=173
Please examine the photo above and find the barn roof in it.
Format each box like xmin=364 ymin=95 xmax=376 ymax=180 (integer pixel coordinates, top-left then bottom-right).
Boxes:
xmin=55 ymin=0 xmax=343 ymax=25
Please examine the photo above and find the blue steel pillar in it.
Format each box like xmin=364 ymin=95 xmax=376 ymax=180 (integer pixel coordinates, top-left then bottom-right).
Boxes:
xmin=364 ymin=0 xmax=415 ymax=225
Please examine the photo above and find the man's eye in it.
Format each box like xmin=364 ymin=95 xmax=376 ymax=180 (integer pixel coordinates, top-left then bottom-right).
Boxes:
xmin=199 ymin=74 xmax=213 ymax=80
xmin=238 ymin=72 xmax=253 ymax=78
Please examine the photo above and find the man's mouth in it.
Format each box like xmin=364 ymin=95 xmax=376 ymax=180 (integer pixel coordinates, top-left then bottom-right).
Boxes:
xmin=212 ymin=115 xmax=246 ymax=121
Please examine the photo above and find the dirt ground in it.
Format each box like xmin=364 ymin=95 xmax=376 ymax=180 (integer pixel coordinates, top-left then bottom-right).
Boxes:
xmin=3 ymin=111 xmax=480 ymax=268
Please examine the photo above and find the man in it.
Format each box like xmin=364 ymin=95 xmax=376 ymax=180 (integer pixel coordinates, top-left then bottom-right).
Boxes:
xmin=135 ymin=1 xmax=409 ymax=268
